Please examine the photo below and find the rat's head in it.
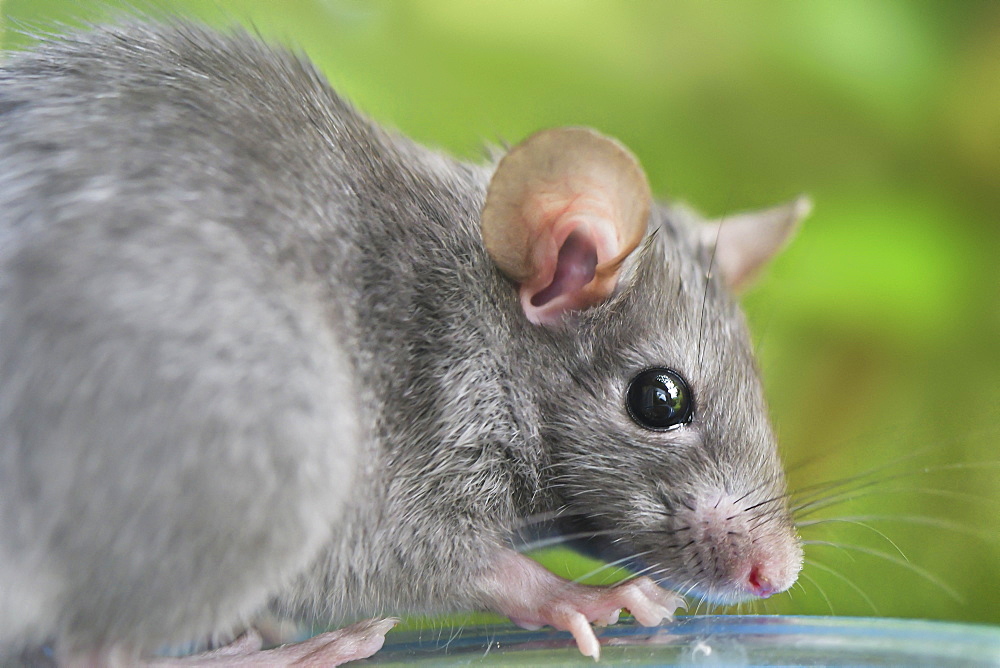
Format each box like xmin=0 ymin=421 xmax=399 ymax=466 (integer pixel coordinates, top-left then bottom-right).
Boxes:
xmin=481 ymin=128 xmax=809 ymax=604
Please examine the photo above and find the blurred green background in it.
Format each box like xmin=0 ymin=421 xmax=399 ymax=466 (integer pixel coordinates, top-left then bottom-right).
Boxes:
xmin=3 ymin=0 xmax=998 ymax=629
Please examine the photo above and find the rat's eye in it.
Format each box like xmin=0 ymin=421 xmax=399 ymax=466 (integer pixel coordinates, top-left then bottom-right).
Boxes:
xmin=625 ymin=368 xmax=693 ymax=431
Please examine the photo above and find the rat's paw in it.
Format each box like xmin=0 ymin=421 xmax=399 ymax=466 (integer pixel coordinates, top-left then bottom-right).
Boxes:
xmin=482 ymin=551 xmax=685 ymax=660
xmin=258 ymin=618 xmax=398 ymax=667
xmin=145 ymin=618 xmax=398 ymax=667
xmin=509 ymin=576 xmax=684 ymax=659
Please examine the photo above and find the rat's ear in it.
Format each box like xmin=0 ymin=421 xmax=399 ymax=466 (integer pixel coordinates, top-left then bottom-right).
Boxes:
xmin=699 ymin=196 xmax=812 ymax=293
xmin=481 ymin=127 xmax=651 ymax=327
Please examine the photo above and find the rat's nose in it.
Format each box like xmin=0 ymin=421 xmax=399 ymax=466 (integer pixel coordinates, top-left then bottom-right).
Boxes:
xmin=747 ymin=565 xmax=779 ymax=598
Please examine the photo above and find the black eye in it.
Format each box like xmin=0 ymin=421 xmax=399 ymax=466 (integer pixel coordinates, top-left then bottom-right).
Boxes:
xmin=625 ymin=368 xmax=693 ymax=430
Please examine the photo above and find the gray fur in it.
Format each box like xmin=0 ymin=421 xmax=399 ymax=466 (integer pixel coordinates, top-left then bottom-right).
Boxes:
xmin=0 ymin=22 xmax=798 ymax=660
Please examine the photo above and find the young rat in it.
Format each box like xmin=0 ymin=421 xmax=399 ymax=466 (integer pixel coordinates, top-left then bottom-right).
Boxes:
xmin=0 ymin=21 xmax=809 ymax=666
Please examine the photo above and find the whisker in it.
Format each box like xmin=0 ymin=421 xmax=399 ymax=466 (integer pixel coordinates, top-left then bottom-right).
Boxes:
xmin=747 ymin=510 xmax=786 ymax=532
xmin=804 ymin=540 xmax=963 ymax=603
xmin=513 ymin=508 xmax=577 ymax=528
xmin=790 ymin=458 xmax=1000 ymax=515
xmin=804 ymin=558 xmax=879 ymax=614
xmin=742 ymin=492 xmax=792 ymax=513
xmin=803 ymin=540 xmax=858 ymax=561
xmin=570 ymin=550 xmax=654 ymax=586
xmin=798 ymin=514 xmax=1000 ymax=544
xmin=784 ymin=449 xmax=978 ymax=510
xmin=514 ymin=528 xmax=625 ymax=553
xmin=796 ymin=568 xmax=835 ymax=615
xmin=798 ymin=518 xmax=908 ymax=562
xmin=795 ymin=485 xmax=996 ymax=520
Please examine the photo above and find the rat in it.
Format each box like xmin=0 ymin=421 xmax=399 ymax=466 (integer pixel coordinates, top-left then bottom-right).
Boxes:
xmin=0 ymin=20 xmax=809 ymax=666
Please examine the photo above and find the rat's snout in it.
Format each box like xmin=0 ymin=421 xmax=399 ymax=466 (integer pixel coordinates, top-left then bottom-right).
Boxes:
xmin=663 ymin=490 xmax=803 ymax=604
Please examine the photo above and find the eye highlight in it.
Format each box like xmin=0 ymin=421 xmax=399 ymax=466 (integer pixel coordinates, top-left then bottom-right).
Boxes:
xmin=625 ymin=368 xmax=693 ymax=431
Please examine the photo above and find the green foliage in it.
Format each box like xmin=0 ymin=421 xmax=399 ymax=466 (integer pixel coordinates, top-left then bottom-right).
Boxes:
xmin=4 ymin=0 xmax=998 ymax=627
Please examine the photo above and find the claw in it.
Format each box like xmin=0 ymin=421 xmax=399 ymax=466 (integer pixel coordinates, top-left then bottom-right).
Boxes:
xmin=620 ymin=577 xmax=685 ymax=626
xmin=565 ymin=611 xmax=601 ymax=660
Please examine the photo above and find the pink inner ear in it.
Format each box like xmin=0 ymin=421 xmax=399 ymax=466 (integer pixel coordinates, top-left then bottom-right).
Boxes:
xmin=529 ymin=229 xmax=598 ymax=307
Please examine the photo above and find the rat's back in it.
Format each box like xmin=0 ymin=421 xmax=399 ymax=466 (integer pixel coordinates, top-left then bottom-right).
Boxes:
xmin=0 ymin=23 xmax=369 ymax=659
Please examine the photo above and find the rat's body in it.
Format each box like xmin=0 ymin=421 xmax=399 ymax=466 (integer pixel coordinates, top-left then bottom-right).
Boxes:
xmin=0 ymin=22 xmax=805 ymax=665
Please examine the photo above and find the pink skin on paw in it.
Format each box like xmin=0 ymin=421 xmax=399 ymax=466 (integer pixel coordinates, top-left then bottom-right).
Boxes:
xmin=138 ymin=618 xmax=398 ymax=667
xmin=481 ymin=550 xmax=685 ymax=660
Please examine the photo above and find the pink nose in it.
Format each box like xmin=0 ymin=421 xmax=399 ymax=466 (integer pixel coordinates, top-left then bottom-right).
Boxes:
xmin=748 ymin=565 xmax=778 ymax=598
